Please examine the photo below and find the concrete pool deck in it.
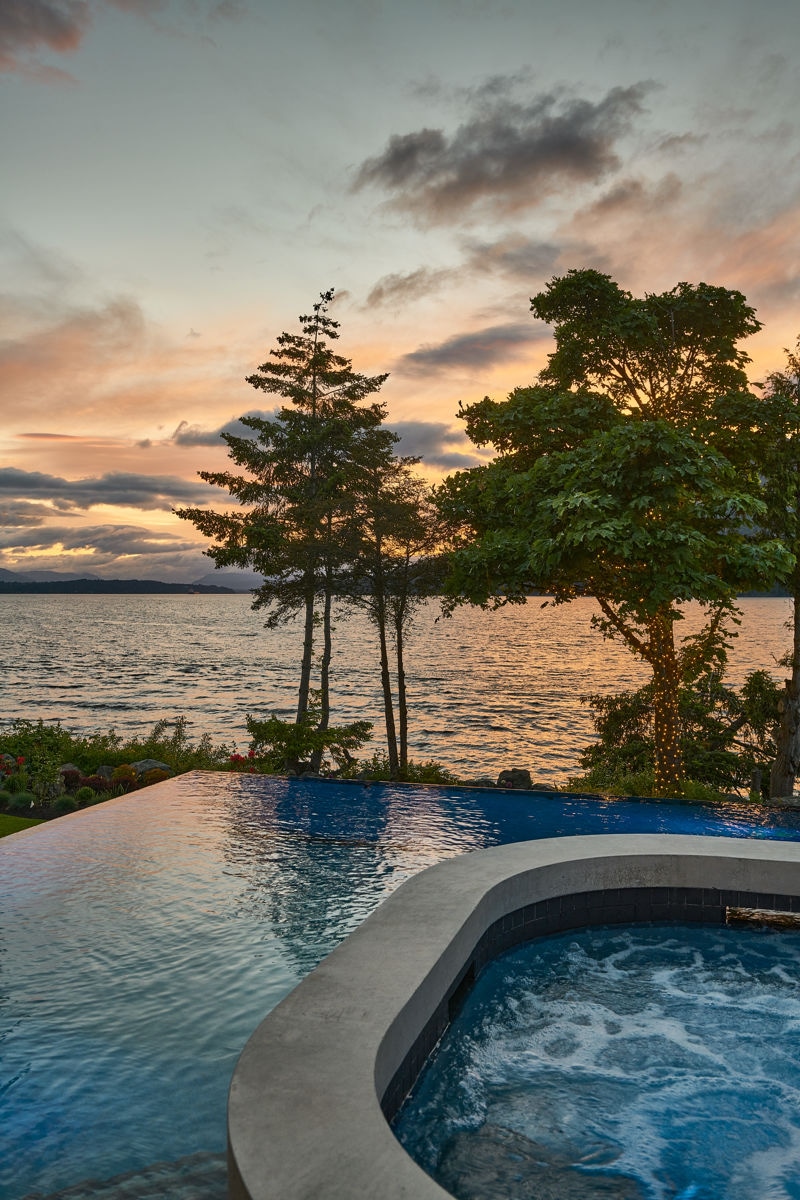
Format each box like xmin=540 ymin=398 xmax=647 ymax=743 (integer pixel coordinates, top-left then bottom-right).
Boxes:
xmin=227 ymin=833 xmax=800 ymax=1200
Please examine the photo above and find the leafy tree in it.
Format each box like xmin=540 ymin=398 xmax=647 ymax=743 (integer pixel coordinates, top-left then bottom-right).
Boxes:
xmin=437 ymin=270 xmax=790 ymax=796
xmin=570 ymin=615 xmax=782 ymax=797
xmin=756 ymin=340 xmax=800 ymax=796
xmin=176 ymin=290 xmax=393 ymax=763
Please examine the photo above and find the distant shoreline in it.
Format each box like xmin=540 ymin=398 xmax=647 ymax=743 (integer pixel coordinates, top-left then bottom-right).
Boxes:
xmin=0 ymin=579 xmax=244 ymax=595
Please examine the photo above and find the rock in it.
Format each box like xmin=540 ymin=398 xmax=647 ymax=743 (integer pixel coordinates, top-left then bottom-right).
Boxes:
xmin=58 ymin=763 xmax=81 ymax=775
xmin=95 ymin=764 xmax=115 ymax=780
xmin=131 ymin=759 xmax=173 ymax=776
xmin=300 ymin=770 xmax=321 ymax=780
xmin=497 ymin=768 xmax=533 ymax=790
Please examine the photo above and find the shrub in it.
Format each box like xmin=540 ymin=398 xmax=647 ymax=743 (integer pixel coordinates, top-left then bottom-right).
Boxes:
xmin=0 ymin=789 xmax=11 ymax=809
xmin=7 ymin=792 xmax=37 ymax=814
xmin=53 ymin=794 xmax=79 ymax=815
xmin=342 ymin=753 xmax=459 ymax=784
xmin=111 ymin=764 xmax=138 ymax=783
xmin=74 ymin=785 xmax=97 ymax=805
xmin=82 ymin=775 xmax=112 ymax=793
xmin=60 ymin=768 xmax=84 ymax=792
xmin=139 ymin=768 xmax=171 ymax=787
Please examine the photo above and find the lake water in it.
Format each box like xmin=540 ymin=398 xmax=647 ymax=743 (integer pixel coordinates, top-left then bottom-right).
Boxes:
xmin=0 ymin=595 xmax=791 ymax=784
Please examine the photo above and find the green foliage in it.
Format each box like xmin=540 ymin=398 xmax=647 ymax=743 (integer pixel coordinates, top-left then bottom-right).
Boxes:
xmin=569 ymin=662 xmax=781 ymax=797
xmin=74 ymin=785 xmax=98 ymax=805
xmin=0 ymin=790 xmax=11 ymax=807
xmin=7 ymin=792 xmax=37 ymax=814
xmin=439 ymin=269 xmax=790 ymax=795
xmin=244 ymin=709 xmax=373 ymax=774
xmin=341 ymin=752 xmax=459 ymax=783
xmin=53 ymin=794 xmax=78 ymax=815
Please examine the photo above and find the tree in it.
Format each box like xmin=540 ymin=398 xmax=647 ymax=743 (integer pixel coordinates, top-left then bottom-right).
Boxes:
xmin=176 ymin=290 xmax=393 ymax=768
xmin=437 ymin=270 xmax=790 ymax=796
xmin=757 ymin=340 xmax=800 ymax=796
xmin=344 ymin=457 xmax=443 ymax=776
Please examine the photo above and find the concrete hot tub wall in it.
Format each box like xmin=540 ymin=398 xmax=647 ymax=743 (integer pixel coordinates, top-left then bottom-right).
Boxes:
xmin=227 ymin=834 xmax=800 ymax=1200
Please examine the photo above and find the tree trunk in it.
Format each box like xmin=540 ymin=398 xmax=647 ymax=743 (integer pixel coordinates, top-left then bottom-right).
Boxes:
xmin=394 ymin=607 xmax=408 ymax=774
xmin=310 ymin=564 xmax=334 ymax=773
xmin=770 ymin=584 xmax=800 ymax=798
xmin=376 ymin=593 xmax=399 ymax=778
xmin=648 ymin=607 xmax=683 ymax=796
xmin=297 ymin=569 xmax=316 ymax=723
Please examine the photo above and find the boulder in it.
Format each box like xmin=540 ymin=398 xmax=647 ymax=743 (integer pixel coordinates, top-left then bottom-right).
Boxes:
xmin=95 ymin=765 xmax=114 ymax=780
xmin=131 ymin=759 xmax=173 ymax=777
xmin=497 ymin=767 xmax=533 ymax=790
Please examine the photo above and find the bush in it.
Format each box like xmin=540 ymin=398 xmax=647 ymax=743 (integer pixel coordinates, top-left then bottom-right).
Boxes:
xmin=111 ymin=764 xmax=138 ymax=784
xmin=74 ymin=785 xmax=97 ymax=805
xmin=7 ymin=792 xmax=37 ymax=814
xmin=53 ymin=794 xmax=79 ymax=815
xmin=0 ymin=789 xmax=11 ymax=809
xmin=139 ymin=768 xmax=171 ymax=787
xmin=342 ymin=753 xmax=459 ymax=784
xmin=82 ymin=775 xmax=112 ymax=793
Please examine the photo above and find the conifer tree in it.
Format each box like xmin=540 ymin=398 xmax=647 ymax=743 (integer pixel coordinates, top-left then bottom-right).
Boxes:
xmin=176 ymin=290 xmax=393 ymax=763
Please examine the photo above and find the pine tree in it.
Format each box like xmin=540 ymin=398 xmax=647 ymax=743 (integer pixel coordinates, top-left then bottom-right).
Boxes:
xmin=176 ymin=290 xmax=392 ymax=766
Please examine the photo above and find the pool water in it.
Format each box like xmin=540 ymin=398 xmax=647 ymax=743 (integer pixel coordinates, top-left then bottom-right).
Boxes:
xmin=395 ymin=924 xmax=800 ymax=1200
xmin=4 ymin=774 xmax=800 ymax=1199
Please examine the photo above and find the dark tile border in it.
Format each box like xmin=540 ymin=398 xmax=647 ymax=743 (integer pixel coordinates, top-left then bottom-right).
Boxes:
xmin=381 ymin=885 xmax=800 ymax=1122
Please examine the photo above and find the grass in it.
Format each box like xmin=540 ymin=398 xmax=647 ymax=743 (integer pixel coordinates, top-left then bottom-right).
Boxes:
xmin=0 ymin=814 xmax=44 ymax=838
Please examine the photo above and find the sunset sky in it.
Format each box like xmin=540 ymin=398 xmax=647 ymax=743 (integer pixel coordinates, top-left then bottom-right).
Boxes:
xmin=2 ymin=0 xmax=799 ymax=581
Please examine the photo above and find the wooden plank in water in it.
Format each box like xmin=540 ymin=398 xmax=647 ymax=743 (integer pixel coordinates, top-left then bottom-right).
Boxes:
xmin=726 ymin=907 xmax=800 ymax=929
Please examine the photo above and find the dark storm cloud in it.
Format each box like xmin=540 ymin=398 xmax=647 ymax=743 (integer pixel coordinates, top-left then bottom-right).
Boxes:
xmin=0 ymin=467 xmax=214 ymax=511
xmin=365 ymin=267 xmax=455 ymax=308
xmin=388 ymin=420 xmax=490 ymax=469
xmin=0 ymin=0 xmax=89 ymax=71
xmin=354 ymin=82 xmax=654 ymax=223
xmin=171 ymin=411 xmax=277 ymax=447
xmin=397 ymin=323 xmax=546 ymax=375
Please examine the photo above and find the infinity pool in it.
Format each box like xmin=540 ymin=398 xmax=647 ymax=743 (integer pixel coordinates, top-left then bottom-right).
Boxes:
xmin=395 ymin=924 xmax=800 ymax=1200
xmin=3 ymin=774 xmax=800 ymax=1198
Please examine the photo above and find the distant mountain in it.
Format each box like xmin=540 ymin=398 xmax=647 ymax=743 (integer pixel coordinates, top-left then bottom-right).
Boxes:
xmin=0 ymin=567 xmax=102 ymax=582
xmin=191 ymin=570 xmax=265 ymax=591
xmin=0 ymin=575 xmax=237 ymax=595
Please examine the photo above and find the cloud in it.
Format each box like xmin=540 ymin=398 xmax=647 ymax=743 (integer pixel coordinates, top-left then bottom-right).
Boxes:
xmin=388 ymin=420 xmax=490 ymax=469
xmin=0 ymin=499 xmax=50 ymax=528
xmin=396 ymin=322 xmax=546 ymax=375
xmin=0 ymin=467 xmax=215 ymax=511
xmin=365 ymin=267 xmax=456 ymax=309
xmin=171 ymin=411 xmax=277 ymax=446
xmin=354 ymin=82 xmax=654 ymax=223
xmin=0 ymin=523 xmax=203 ymax=559
xmin=463 ymin=234 xmax=562 ymax=281
xmin=0 ymin=0 xmax=89 ymax=73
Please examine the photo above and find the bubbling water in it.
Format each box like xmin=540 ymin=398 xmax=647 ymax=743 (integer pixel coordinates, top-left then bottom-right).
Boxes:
xmin=395 ymin=924 xmax=800 ymax=1200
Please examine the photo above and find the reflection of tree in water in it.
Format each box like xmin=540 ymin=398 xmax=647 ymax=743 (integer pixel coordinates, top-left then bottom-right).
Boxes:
xmin=220 ymin=778 xmax=403 ymax=975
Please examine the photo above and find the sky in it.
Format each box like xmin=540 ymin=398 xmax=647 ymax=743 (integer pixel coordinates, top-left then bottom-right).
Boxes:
xmin=1 ymin=0 xmax=799 ymax=581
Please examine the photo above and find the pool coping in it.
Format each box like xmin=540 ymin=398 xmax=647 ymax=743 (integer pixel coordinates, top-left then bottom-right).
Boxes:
xmin=227 ymin=833 xmax=800 ymax=1200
